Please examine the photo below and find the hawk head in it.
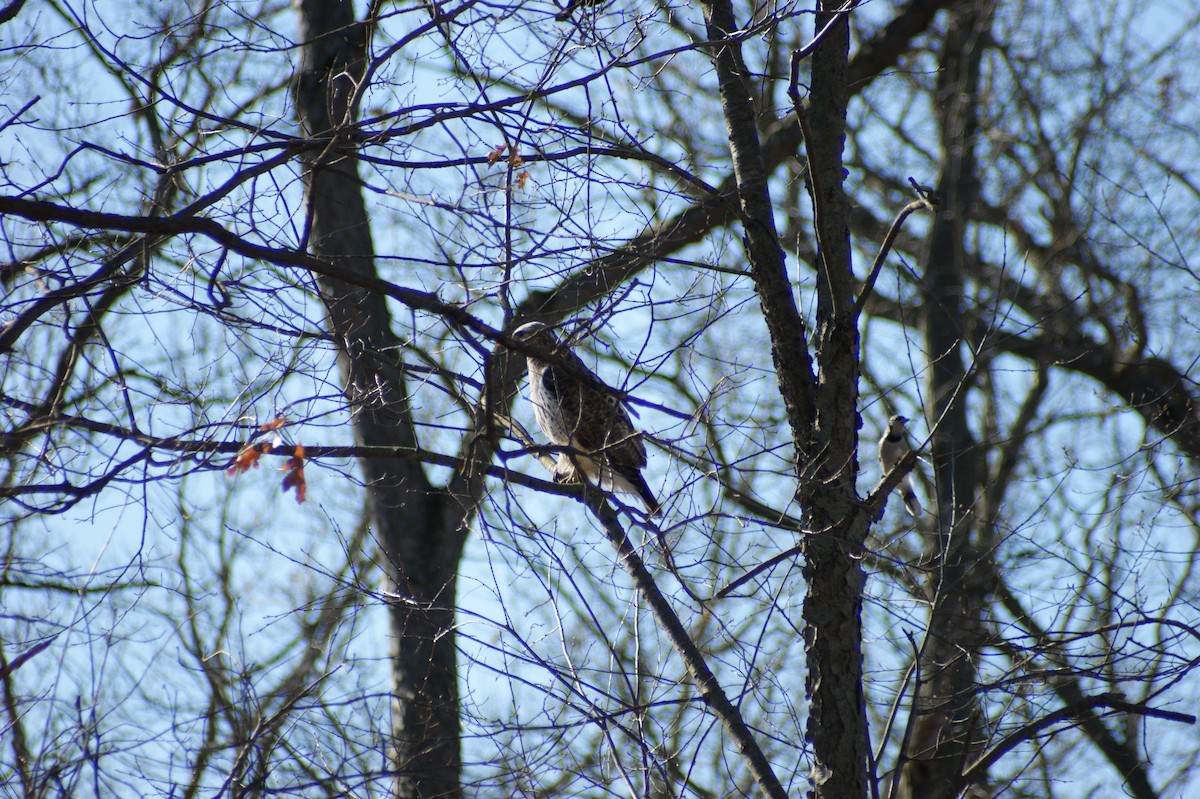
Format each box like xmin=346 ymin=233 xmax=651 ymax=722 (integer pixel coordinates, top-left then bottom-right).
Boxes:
xmin=512 ymin=321 xmax=562 ymax=356
xmin=511 ymin=321 xmax=556 ymax=338
xmin=513 ymin=320 xmax=549 ymax=339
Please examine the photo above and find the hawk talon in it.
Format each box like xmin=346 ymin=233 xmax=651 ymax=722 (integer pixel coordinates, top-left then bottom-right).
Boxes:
xmin=552 ymin=461 xmax=584 ymax=484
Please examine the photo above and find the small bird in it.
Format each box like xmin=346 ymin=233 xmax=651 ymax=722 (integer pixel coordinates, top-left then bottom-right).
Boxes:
xmin=512 ymin=321 xmax=662 ymax=516
xmin=878 ymin=415 xmax=922 ymax=516
xmin=555 ymin=0 xmax=605 ymax=21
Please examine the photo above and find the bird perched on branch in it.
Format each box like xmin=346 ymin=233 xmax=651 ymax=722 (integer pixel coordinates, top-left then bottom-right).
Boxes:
xmin=878 ymin=414 xmax=923 ymax=516
xmin=512 ymin=321 xmax=661 ymax=517
xmin=554 ymin=0 xmax=605 ymax=21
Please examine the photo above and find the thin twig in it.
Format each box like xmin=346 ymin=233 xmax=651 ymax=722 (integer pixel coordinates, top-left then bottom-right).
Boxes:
xmin=885 ymin=630 xmax=925 ymax=799
xmin=957 ymin=692 xmax=1195 ymax=791
xmin=854 ymin=190 xmax=936 ymax=317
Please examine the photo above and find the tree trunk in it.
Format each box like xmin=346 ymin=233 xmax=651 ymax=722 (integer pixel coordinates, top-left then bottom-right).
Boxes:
xmin=903 ymin=4 xmax=993 ymax=798
xmin=291 ymin=3 xmax=464 ymax=797
xmin=799 ymin=4 xmax=872 ymax=798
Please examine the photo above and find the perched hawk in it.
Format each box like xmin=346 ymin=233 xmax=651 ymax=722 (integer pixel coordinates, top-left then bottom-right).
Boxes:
xmin=512 ymin=321 xmax=661 ymax=516
xmin=878 ymin=415 xmax=923 ymax=516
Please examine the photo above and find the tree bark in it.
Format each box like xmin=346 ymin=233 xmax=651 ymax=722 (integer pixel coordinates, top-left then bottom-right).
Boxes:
xmin=796 ymin=4 xmax=873 ymax=798
xmin=903 ymin=4 xmax=994 ymax=798
xmin=291 ymin=3 xmax=464 ymax=797
xmin=698 ymin=0 xmax=817 ymax=441
xmin=701 ymin=0 xmax=872 ymax=795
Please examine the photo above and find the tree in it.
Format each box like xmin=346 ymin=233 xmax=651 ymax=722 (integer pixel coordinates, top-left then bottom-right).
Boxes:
xmin=3 ymin=0 xmax=1200 ymax=798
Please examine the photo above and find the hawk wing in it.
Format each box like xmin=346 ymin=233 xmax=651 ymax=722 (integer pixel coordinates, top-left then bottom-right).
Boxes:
xmin=541 ymin=353 xmax=646 ymax=470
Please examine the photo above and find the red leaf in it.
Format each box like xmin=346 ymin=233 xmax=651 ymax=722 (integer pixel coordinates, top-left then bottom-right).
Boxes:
xmin=280 ymin=444 xmax=307 ymax=503
xmin=227 ymin=442 xmax=273 ymax=476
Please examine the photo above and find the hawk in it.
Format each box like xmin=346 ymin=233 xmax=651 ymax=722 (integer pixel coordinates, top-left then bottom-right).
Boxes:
xmin=878 ymin=414 xmax=923 ymax=516
xmin=512 ymin=321 xmax=661 ymax=516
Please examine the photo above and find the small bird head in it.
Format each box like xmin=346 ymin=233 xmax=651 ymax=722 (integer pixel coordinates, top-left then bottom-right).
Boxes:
xmin=888 ymin=415 xmax=909 ymax=434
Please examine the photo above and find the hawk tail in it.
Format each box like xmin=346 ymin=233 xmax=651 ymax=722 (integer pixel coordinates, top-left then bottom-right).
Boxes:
xmin=635 ymin=477 xmax=663 ymax=518
xmin=612 ymin=467 xmax=662 ymax=517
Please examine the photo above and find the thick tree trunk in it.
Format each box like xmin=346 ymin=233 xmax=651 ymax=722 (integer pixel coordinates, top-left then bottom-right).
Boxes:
xmin=904 ymin=4 xmax=993 ymax=798
xmin=799 ymin=4 xmax=872 ymax=799
xmin=701 ymin=0 xmax=870 ymax=794
xmin=291 ymin=3 xmax=464 ymax=797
